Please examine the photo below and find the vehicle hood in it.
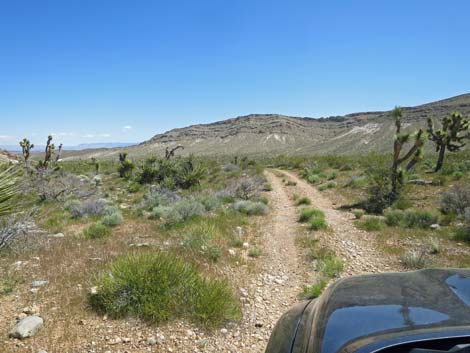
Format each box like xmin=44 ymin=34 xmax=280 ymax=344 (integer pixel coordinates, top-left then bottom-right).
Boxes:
xmin=267 ymin=269 xmax=470 ymax=353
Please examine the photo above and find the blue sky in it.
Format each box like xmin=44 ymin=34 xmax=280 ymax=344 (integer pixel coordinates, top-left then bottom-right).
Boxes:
xmin=1 ymin=0 xmax=469 ymax=146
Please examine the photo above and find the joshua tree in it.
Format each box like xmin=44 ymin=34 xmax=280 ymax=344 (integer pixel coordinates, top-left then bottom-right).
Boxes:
xmin=427 ymin=112 xmax=470 ymax=172
xmin=42 ymin=135 xmax=55 ymax=169
xmin=391 ymin=107 xmax=425 ymax=200
xmin=118 ymin=152 xmax=134 ymax=178
xmin=165 ymin=145 xmax=184 ymax=160
xmin=55 ymin=143 xmax=63 ymax=163
xmin=91 ymin=157 xmax=100 ymax=174
xmin=19 ymin=138 xmax=34 ymax=166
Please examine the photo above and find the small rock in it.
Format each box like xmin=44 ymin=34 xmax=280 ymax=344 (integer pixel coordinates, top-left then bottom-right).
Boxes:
xmin=23 ymin=305 xmax=39 ymax=315
xmin=31 ymin=281 xmax=48 ymax=288
xmin=242 ymin=242 xmax=249 ymax=248
xmin=220 ymin=328 xmax=228 ymax=335
xmin=147 ymin=336 xmax=157 ymax=346
xmin=196 ymin=339 xmax=208 ymax=348
xmin=38 ymin=350 xmax=48 ymax=353
xmin=9 ymin=315 xmax=44 ymax=339
xmin=430 ymin=224 xmax=441 ymax=230
xmin=48 ymin=233 xmax=64 ymax=238
xmin=228 ymin=249 xmax=236 ymax=256
xmin=89 ymin=287 xmax=98 ymax=295
xmin=235 ymin=226 xmax=243 ymax=237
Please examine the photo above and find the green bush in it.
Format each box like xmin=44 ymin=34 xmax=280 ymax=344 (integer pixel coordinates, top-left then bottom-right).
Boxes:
xmin=299 ymin=208 xmax=324 ymax=223
xmin=248 ymin=248 xmax=261 ymax=258
xmin=402 ymin=209 xmax=438 ymax=229
xmin=83 ymin=222 xmax=112 ymax=239
xmin=452 ymin=171 xmax=464 ymax=180
xmin=127 ymin=182 xmax=141 ymax=193
xmin=101 ymin=212 xmax=123 ymax=227
xmin=357 ymin=217 xmax=384 ymax=231
xmin=295 ymin=196 xmax=311 ymax=206
xmin=318 ymin=256 xmax=344 ymax=278
xmin=233 ymin=201 xmax=268 ymax=215
xmin=89 ymin=252 xmax=240 ymax=327
xmin=431 ymin=174 xmax=447 ymax=186
xmin=353 ymin=209 xmax=365 ymax=219
xmin=309 ymin=217 xmax=327 ymax=231
xmin=385 ymin=209 xmax=405 ymax=226
xmin=307 ymin=174 xmax=320 ymax=184
xmin=327 ymin=171 xmax=337 ymax=180
xmin=454 ymin=225 xmax=470 ymax=243
xmin=301 ymin=279 xmax=327 ymax=299
xmin=318 ymin=181 xmax=337 ymax=191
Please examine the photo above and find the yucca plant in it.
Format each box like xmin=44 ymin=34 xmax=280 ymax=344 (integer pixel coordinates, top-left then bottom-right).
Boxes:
xmin=0 ymin=167 xmax=20 ymax=217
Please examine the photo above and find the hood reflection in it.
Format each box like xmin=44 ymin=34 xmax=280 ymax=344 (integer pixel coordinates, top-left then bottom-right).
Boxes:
xmin=322 ymin=305 xmax=450 ymax=353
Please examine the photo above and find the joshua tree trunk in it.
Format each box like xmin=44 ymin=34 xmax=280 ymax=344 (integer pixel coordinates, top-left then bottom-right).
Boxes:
xmin=435 ymin=145 xmax=446 ymax=172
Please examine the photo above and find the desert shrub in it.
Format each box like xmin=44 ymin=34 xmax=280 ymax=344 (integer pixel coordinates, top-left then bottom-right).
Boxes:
xmin=193 ymin=194 xmax=221 ymax=212
xmin=391 ymin=196 xmax=413 ymax=210
xmin=309 ymin=217 xmax=327 ymax=230
xmin=318 ymin=255 xmax=344 ymax=278
xmin=0 ymin=213 xmax=33 ymax=250
xmin=89 ymin=252 xmax=240 ymax=327
xmin=441 ymin=186 xmax=470 ymax=216
xmin=401 ymin=250 xmax=427 ymax=269
xmin=248 ymin=248 xmax=261 ymax=258
xmin=362 ymin=166 xmax=393 ymax=214
xmin=101 ymin=212 xmax=123 ymax=227
xmin=402 ymin=209 xmax=438 ymax=229
xmin=222 ymin=164 xmax=239 ymax=173
xmin=299 ymin=208 xmax=324 ymax=223
xmin=127 ymin=182 xmax=141 ymax=193
xmin=64 ymin=199 xmax=81 ymax=212
xmin=69 ymin=199 xmax=108 ymax=219
xmin=181 ymin=226 xmax=222 ymax=262
xmin=301 ymin=279 xmax=327 ymax=299
xmin=431 ymin=174 xmax=447 ymax=186
xmin=385 ymin=209 xmax=405 ymax=226
xmin=327 ymin=171 xmax=337 ymax=180
xmin=358 ymin=217 xmax=384 ymax=231
xmin=262 ymin=183 xmax=272 ymax=192
xmin=345 ymin=176 xmax=367 ymax=189
xmin=318 ymin=181 xmax=336 ymax=191
xmin=452 ymin=171 xmax=464 ymax=180
xmin=295 ymin=196 xmax=311 ymax=206
xmin=453 ymin=208 xmax=470 ymax=242
xmin=83 ymin=222 xmax=112 ymax=239
xmin=150 ymin=205 xmax=173 ymax=220
xmin=234 ymin=177 xmax=264 ymax=200
xmin=233 ymin=200 xmax=268 ymax=215
xmin=353 ymin=209 xmax=365 ymax=219
xmin=142 ymin=187 xmax=181 ymax=210
xmin=427 ymin=237 xmax=441 ymax=254
xmin=173 ymin=200 xmax=206 ymax=221
xmin=307 ymin=174 xmax=321 ymax=184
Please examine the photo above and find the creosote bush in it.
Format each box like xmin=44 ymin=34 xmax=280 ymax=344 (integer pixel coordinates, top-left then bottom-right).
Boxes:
xmin=89 ymin=252 xmax=240 ymax=327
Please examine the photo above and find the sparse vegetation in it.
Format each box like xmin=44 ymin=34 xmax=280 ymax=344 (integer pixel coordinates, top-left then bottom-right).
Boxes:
xmin=83 ymin=222 xmax=112 ymax=239
xmin=233 ymin=200 xmax=268 ymax=215
xmin=295 ymin=196 xmax=311 ymax=206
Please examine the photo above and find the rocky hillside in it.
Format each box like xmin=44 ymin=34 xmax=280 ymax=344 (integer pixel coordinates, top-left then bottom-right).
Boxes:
xmin=65 ymin=93 xmax=470 ymax=159
xmin=0 ymin=150 xmax=20 ymax=165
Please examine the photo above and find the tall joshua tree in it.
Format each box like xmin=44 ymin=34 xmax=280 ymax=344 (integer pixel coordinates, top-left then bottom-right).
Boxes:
xmin=391 ymin=107 xmax=425 ymax=200
xmin=427 ymin=112 xmax=470 ymax=172
xmin=19 ymin=138 xmax=34 ymax=166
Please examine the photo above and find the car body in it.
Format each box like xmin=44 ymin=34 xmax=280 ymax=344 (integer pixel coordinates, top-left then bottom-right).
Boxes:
xmin=265 ymin=269 xmax=470 ymax=353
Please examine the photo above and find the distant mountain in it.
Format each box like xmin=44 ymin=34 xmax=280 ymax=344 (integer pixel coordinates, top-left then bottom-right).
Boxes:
xmin=0 ymin=142 xmax=137 ymax=153
xmin=64 ymin=142 xmax=137 ymax=150
xmin=60 ymin=93 xmax=470 ymax=159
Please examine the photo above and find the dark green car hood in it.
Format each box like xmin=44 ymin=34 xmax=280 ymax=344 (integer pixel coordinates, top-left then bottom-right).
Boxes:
xmin=266 ymin=269 xmax=470 ymax=353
